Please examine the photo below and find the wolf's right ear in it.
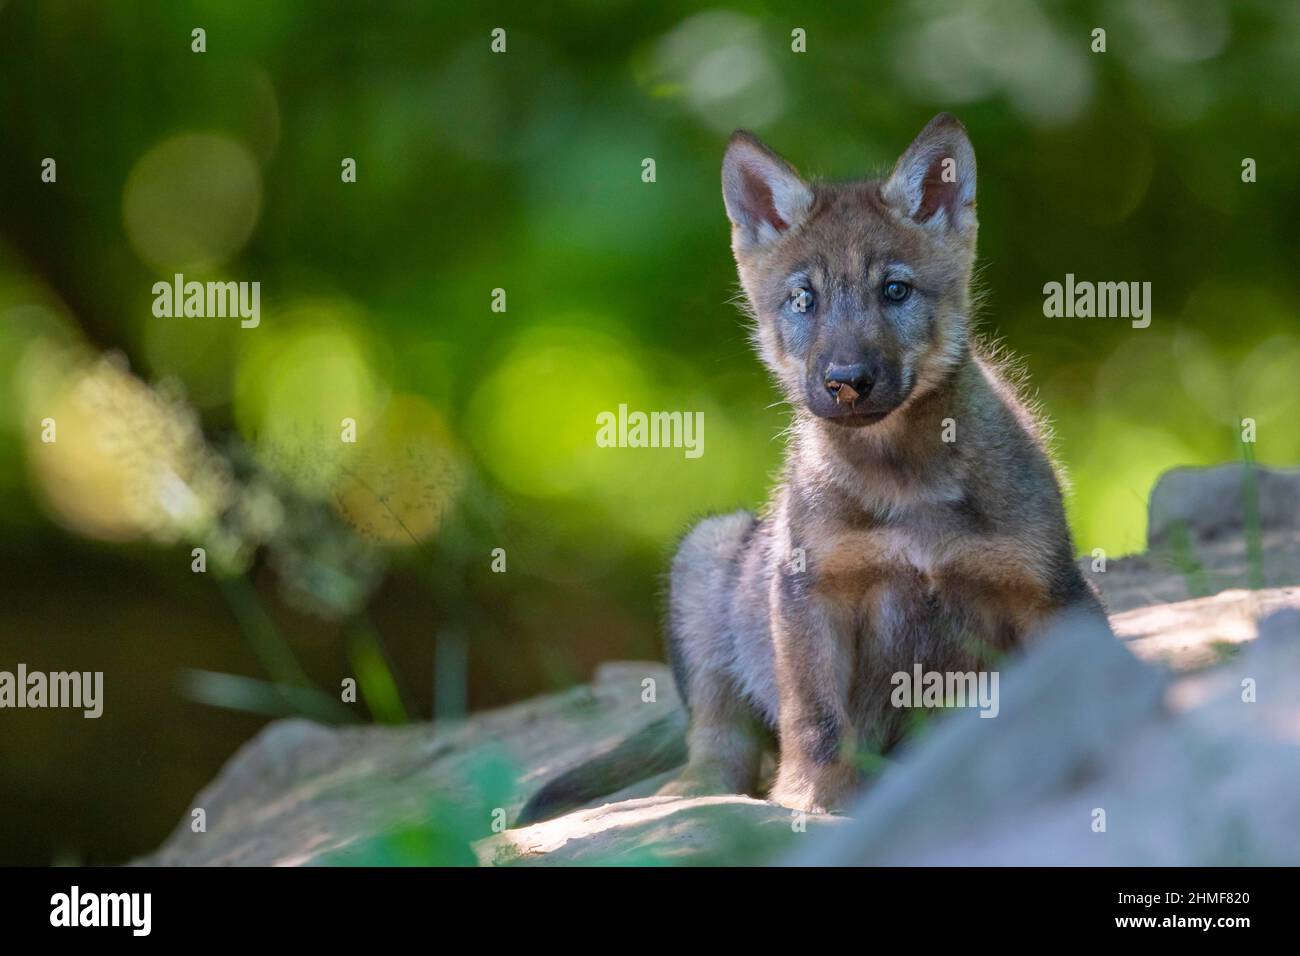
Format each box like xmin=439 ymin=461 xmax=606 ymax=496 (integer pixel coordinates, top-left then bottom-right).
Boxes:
xmin=722 ymin=132 xmax=813 ymax=250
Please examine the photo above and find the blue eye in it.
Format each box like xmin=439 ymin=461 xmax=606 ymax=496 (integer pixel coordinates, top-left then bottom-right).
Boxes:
xmin=883 ymin=280 xmax=910 ymax=302
xmin=791 ymin=288 xmax=815 ymax=313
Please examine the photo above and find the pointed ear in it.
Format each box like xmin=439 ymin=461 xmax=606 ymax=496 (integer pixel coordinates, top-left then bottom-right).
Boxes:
xmin=722 ymin=131 xmax=814 ymax=249
xmin=881 ymin=113 xmax=976 ymax=234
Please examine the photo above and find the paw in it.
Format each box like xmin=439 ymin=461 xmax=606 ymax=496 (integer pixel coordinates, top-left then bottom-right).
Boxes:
xmin=658 ymin=759 xmax=752 ymax=798
xmin=656 ymin=774 xmax=725 ymax=799
xmin=769 ymin=764 xmax=855 ymax=815
xmin=767 ymin=783 xmax=831 ymax=815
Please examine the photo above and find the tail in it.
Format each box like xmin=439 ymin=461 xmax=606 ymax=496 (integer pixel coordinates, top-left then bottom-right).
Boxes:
xmin=515 ymin=713 xmax=688 ymax=826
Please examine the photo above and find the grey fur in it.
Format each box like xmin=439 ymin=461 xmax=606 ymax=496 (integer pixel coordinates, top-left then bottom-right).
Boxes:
xmin=519 ymin=115 xmax=1110 ymax=823
xmin=664 ymin=114 xmax=1109 ymax=814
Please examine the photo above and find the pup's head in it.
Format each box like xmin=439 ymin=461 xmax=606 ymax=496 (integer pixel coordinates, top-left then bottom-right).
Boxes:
xmin=722 ymin=113 xmax=977 ymax=427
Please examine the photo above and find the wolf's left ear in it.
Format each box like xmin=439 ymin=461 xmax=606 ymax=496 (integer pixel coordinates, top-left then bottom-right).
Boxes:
xmin=722 ymin=131 xmax=814 ymax=249
xmin=881 ymin=113 xmax=976 ymax=234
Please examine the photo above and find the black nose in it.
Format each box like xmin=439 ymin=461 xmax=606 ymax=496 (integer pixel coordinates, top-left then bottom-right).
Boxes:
xmin=824 ymin=363 xmax=874 ymax=403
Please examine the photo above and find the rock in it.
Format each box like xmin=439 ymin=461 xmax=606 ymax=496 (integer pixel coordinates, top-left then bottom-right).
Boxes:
xmin=1111 ymin=586 xmax=1300 ymax=669
xmin=139 ymin=662 xmax=680 ymax=866
xmin=790 ymin=607 xmax=1300 ymax=865
xmin=139 ymin=464 xmax=1300 ymax=866
xmin=1084 ymin=465 xmax=1300 ymax=615
xmin=1147 ymin=464 xmax=1300 ymax=548
xmin=479 ymin=794 xmax=845 ymax=866
xmin=787 ymin=610 xmax=1163 ymax=864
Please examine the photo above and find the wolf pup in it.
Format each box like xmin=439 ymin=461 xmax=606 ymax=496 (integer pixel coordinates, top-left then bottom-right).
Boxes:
xmin=518 ymin=114 xmax=1107 ymax=825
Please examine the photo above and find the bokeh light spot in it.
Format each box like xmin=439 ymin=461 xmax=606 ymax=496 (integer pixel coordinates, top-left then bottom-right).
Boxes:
xmin=123 ymin=133 xmax=262 ymax=273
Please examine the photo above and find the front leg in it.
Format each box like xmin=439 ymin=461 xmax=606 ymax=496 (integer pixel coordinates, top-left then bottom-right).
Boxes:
xmin=767 ymin=572 xmax=858 ymax=814
xmin=1020 ymin=563 xmax=1115 ymax=646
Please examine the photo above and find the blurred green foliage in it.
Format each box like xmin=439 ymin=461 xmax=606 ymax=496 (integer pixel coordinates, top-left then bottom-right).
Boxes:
xmin=1 ymin=0 xmax=1298 ymax=864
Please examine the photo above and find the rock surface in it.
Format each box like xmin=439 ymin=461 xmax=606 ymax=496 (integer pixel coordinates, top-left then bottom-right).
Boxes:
xmin=790 ymin=607 xmax=1300 ymax=865
xmin=140 ymin=661 xmax=685 ymax=866
xmin=140 ymin=464 xmax=1300 ymax=866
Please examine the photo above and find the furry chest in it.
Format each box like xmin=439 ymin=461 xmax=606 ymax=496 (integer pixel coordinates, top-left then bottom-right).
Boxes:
xmin=808 ymin=527 xmax=1048 ymax=650
xmin=813 ymin=528 xmax=943 ymax=598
